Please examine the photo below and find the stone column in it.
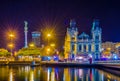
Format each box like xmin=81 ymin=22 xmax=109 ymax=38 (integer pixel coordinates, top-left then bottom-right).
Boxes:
xmin=86 ymin=44 xmax=89 ymax=52
xmin=24 ymin=21 xmax=28 ymax=48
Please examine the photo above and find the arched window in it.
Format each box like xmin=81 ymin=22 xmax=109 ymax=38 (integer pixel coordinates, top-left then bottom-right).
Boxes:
xmin=84 ymin=45 xmax=86 ymax=52
xmin=95 ymin=45 xmax=99 ymax=51
xmin=72 ymin=44 xmax=75 ymax=51
xmin=79 ymin=45 xmax=81 ymax=52
xmin=88 ymin=45 xmax=91 ymax=52
xmin=95 ymin=35 xmax=99 ymax=40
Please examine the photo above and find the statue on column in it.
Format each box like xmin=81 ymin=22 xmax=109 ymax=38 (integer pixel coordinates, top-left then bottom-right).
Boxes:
xmin=24 ymin=21 xmax=28 ymax=30
xmin=24 ymin=21 xmax=28 ymax=48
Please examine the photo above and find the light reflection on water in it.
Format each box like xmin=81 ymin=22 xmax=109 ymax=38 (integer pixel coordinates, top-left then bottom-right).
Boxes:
xmin=0 ymin=66 xmax=119 ymax=81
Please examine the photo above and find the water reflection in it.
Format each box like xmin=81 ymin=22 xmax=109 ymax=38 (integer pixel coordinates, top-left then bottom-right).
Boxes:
xmin=9 ymin=69 xmax=14 ymax=81
xmin=0 ymin=66 xmax=120 ymax=81
xmin=29 ymin=70 xmax=34 ymax=81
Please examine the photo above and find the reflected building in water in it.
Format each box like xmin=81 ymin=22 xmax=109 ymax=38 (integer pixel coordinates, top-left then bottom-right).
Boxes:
xmin=0 ymin=66 xmax=120 ymax=81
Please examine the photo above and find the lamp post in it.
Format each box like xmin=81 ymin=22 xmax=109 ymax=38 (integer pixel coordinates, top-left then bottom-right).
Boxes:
xmin=47 ymin=33 xmax=51 ymax=46
xmin=9 ymin=33 xmax=14 ymax=56
xmin=8 ymin=43 xmax=14 ymax=56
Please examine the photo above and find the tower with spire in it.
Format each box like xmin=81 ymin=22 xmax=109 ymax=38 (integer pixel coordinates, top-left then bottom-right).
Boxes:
xmin=64 ymin=19 xmax=78 ymax=59
xmin=91 ymin=19 xmax=102 ymax=59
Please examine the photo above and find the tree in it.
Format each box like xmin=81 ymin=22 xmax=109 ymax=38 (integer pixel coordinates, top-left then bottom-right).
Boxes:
xmin=0 ymin=48 xmax=10 ymax=56
xmin=17 ymin=47 xmax=41 ymax=56
xmin=58 ymin=50 xmax=64 ymax=56
xmin=17 ymin=46 xmax=56 ymax=57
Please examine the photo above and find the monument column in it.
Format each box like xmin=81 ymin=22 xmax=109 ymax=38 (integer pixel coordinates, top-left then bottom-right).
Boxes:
xmin=24 ymin=21 xmax=28 ymax=48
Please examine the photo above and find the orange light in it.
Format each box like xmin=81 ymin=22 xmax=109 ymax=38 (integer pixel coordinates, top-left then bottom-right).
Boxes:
xmin=8 ymin=43 xmax=14 ymax=48
xmin=47 ymin=48 xmax=50 ymax=52
xmin=50 ymin=43 xmax=55 ymax=47
xmin=47 ymin=34 xmax=51 ymax=37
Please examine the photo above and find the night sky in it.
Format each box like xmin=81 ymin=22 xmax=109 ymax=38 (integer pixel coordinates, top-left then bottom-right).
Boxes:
xmin=0 ymin=0 xmax=120 ymax=50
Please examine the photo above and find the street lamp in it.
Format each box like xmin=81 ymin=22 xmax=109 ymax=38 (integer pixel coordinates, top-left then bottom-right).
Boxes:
xmin=9 ymin=34 xmax=14 ymax=38
xmin=9 ymin=33 xmax=15 ymax=56
xmin=46 ymin=47 xmax=51 ymax=55
xmin=5 ymin=29 xmax=17 ymax=56
xmin=47 ymin=33 xmax=51 ymax=45
xmin=8 ymin=43 xmax=14 ymax=56
xmin=47 ymin=48 xmax=50 ymax=52
xmin=50 ymin=43 xmax=55 ymax=47
xmin=47 ymin=33 xmax=51 ymax=37
xmin=9 ymin=33 xmax=15 ymax=40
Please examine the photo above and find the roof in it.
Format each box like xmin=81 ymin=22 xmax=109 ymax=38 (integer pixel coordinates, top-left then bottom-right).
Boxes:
xmin=78 ymin=32 xmax=89 ymax=38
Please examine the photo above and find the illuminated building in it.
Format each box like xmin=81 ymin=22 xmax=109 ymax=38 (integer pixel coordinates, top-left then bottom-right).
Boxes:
xmin=102 ymin=42 xmax=120 ymax=55
xmin=102 ymin=42 xmax=116 ymax=52
xmin=32 ymin=31 xmax=41 ymax=47
xmin=115 ymin=43 xmax=120 ymax=54
xmin=64 ymin=19 xmax=102 ymax=59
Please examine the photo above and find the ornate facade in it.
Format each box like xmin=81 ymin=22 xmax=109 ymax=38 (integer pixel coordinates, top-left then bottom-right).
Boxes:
xmin=64 ymin=19 xmax=102 ymax=59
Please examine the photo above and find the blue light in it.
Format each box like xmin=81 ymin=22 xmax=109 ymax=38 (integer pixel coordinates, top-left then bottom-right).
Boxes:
xmin=48 ymin=57 xmax=51 ymax=61
xmin=41 ymin=56 xmax=51 ymax=61
xmin=113 ymin=54 xmax=118 ymax=60
xmin=114 ymin=56 xmax=117 ymax=59
xmin=53 ymin=56 xmax=59 ymax=61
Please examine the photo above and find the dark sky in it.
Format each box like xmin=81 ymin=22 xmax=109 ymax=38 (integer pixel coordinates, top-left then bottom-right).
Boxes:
xmin=0 ymin=0 xmax=120 ymax=50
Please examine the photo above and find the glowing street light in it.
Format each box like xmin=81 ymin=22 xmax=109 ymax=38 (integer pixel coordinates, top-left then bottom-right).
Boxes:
xmin=8 ymin=43 xmax=14 ymax=48
xmin=9 ymin=34 xmax=14 ymax=38
xmin=5 ymin=29 xmax=17 ymax=56
xmin=46 ymin=47 xmax=51 ymax=55
xmin=9 ymin=32 xmax=15 ymax=39
xmin=50 ymin=43 xmax=55 ymax=47
xmin=47 ymin=33 xmax=51 ymax=45
xmin=47 ymin=48 xmax=50 ymax=52
xmin=9 ymin=33 xmax=15 ymax=56
xmin=47 ymin=33 xmax=51 ymax=37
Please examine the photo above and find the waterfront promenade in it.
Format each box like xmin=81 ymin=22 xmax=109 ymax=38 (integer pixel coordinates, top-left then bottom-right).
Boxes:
xmin=0 ymin=60 xmax=120 ymax=76
xmin=0 ymin=61 xmax=120 ymax=71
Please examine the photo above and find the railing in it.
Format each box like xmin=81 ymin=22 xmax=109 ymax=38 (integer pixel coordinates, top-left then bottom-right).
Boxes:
xmin=94 ymin=60 xmax=120 ymax=64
